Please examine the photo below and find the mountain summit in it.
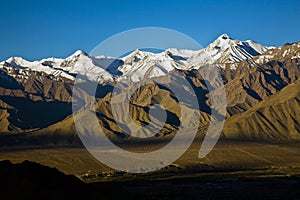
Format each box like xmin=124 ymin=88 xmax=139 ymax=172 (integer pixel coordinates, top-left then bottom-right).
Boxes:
xmin=219 ymin=33 xmax=231 ymax=40
xmin=0 ymin=34 xmax=271 ymax=83
xmin=0 ymin=35 xmax=300 ymax=142
xmin=202 ymin=33 xmax=271 ymax=64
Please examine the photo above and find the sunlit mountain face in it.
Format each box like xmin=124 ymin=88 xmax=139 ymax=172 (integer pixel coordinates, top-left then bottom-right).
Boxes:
xmin=0 ymin=34 xmax=299 ymax=144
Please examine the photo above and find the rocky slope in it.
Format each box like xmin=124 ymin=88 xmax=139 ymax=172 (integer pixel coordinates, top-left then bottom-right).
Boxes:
xmin=223 ymin=80 xmax=300 ymax=141
xmin=0 ymin=34 xmax=299 ymax=143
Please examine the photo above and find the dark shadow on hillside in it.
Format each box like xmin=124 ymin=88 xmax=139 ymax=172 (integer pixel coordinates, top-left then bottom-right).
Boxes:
xmin=0 ymin=96 xmax=72 ymax=129
xmin=0 ymin=160 xmax=127 ymax=199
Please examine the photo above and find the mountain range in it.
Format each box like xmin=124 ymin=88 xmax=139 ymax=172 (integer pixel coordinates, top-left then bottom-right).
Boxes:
xmin=0 ymin=33 xmax=299 ymax=145
xmin=0 ymin=34 xmax=271 ymax=83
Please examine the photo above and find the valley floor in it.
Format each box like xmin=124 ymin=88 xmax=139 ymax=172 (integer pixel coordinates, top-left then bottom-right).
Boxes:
xmin=1 ymin=141 xmax=300 ymax=178
xmin=1 ymin=141 xmax=300 ymax=199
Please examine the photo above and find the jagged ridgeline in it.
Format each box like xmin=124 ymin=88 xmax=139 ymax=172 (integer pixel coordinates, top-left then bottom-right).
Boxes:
xmin=0 ymin=34 xmax=299 ymax=145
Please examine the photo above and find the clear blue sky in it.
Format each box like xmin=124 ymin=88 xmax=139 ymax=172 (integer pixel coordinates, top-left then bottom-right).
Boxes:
xmin=0 ymin=0 xmax=299 ymax=61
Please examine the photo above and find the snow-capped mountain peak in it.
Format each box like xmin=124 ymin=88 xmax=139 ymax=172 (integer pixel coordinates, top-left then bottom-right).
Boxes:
xmin=208 ymin=33 xmax=237 ymax=50
xmin=189 ymin=33 xmax=272 ymax=67
xmin=0 ymin=34 xmax=272 ymax=83
xmin=218 ymin=33 xmax=231 ymax=40
xmin=0 ymin=50 xmax=113 ymax=83
xmin=67 ymin=50 xmax=88 ymax=59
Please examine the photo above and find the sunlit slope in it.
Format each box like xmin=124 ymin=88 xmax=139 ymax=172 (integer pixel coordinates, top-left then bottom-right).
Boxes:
xmin=223 ymin=80 xmax=300 ymax=141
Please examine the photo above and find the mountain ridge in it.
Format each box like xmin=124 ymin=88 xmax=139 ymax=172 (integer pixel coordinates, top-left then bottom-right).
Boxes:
xmin=0 ymin=34 xmax=299 ymax=143
xmin=0 ymin=33 xmax=272 ymax=83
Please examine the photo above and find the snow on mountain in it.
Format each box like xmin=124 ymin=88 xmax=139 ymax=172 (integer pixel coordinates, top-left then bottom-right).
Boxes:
xmin=0 ymin=34 xmax=271 ymax=83
xmin=117 ymin=49 xmax=191 ymax=82
xmin=0 ymin=50 xmax=113 ymax=83
xmin=116 ymin=33 xmax=271 ymax=76
xmin=172 ymin=33 xmax=272 ymax=69
xmin=251 ymin=42 xmax=300 ymax=65
xmin=59 ymin=50 xmax=113 ymax=82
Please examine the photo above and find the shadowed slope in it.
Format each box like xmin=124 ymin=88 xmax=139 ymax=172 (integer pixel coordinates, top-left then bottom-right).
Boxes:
xmin=223 ymin=80 xmax=300 ymax=141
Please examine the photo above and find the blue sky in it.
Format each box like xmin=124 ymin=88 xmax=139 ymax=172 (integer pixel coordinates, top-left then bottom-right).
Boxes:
xmin=0 ymin=0 xmax=299 ymax=61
